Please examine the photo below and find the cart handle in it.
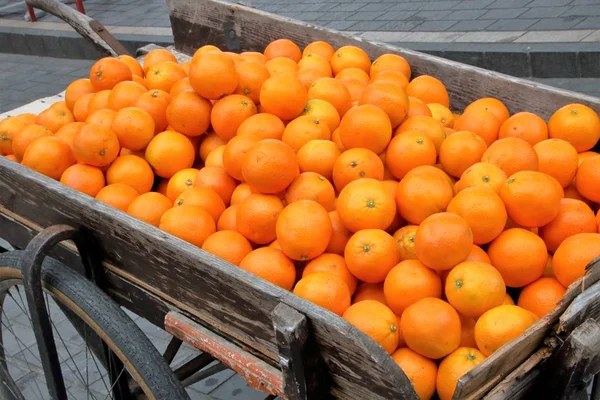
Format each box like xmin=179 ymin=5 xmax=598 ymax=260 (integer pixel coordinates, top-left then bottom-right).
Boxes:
xmin=25 ymin=0 xmax=131 ymax=57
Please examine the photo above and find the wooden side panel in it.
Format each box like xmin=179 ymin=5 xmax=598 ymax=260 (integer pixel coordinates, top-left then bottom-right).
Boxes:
xmin=167 ymin=0 xmax=600 ymax=118
xmin=0 ymin=159 xmax=416 ymax=400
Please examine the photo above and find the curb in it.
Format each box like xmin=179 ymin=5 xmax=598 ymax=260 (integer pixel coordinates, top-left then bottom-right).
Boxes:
xmin=0 ymin=26 xmax=173 ymax=59
xmin=1 ymin=25 xmax=600 ymax=79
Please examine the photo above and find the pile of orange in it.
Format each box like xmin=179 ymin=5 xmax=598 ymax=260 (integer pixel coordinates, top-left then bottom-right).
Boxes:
xmin=2 ymin=39 xmax=600 ymax=400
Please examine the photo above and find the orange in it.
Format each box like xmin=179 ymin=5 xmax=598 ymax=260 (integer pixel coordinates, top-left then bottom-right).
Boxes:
xmin=106 ymin=80 xmax=146 ymax=111
xmin=259 ymin=74 xmax=308 ymax=120
xmin=277 ymin=200 xmax=332 ymax=261
xmin=13 ymin=113 xmax=36 ymax=124
xmin=159 ymin=205 xmax=216 ymax=247
xmin=297 ymin=68 xmax=327 ymax=90
xmin=353 ymin=282 xmax=387 ymax=305
xmin=386 ymin=130 xmax=436 ymax=180
xmin=396 ymin=115 xmax=446 ymax=152
xmin=331 ymin=46 xmax=371 ymax=75
xmin=165 ymin=168 xmax=200 ymax=202
xmin=285 ymin=172 xmax=335 ymax=211
xmin=11 ymin=124 xmax=52 ymax=161
xmin=415 ymin=212 xmax=473 ymax=271
xmin=302 ymin=41 xmax=335 ymax=62
xmin=481 ymin=137 xmax=538 ymax=176
xmin=303 ymin=253 xmax=357 ymax=294
xmin=553 ymin=232 xmax=600 ymax=288
xmin=242 ymin=139 xmax=299 ymax=194
xmin=234 ymin=60 xmax=270 ymax=104
xmin=488 ymin=228 xmax=548 ymax=287
xmin=222 ymin=135 xmax=260 ymax=181
xmin=241 ymin=51 xmax=268 ymax=64
xmin=401 ymin=298 xmax=461 ymax=359
xmin=447 ymin=186 xmax=507 ymax=245
xmin=533 ymin=139 xmax=578 ymax=188
xmin=36 ymin=102 xmax=75 ymax=133
xmin=264 ymin=39 xmax=302 ymax=62
xmin=371 ymin=54 xmax=411 ymax=80
xmin=145 ymin=131 xmax=195 ymax=178
xmin=445 ymin=261 xmax=506 ymax=318
xmin=111 ymin=107 xmax=155 ymax=150
xmin=166 ymin=91 xmax=212 ymax=137
xmin=359 ymin=82 xmax=409 ymax=128
xmin=335 ymin=67 xmax=370 ymax=83
xmin=344 ymin=228 xmax=399 ymax=283
xmin=298 ymin=53 xmax=332 ymax=77
xmin=436 ymin=347 xmax=485 ymax=400
xmin=194 ymin=166 xmax=237 ymax=205
xmin=143 ymin=48 xmax=177 ymax=74
xmin=539 ymin=198 xmax=596 ymax=253
xmin=475 ymin=305 xmax=537 ymax=356
xmin=499 ymin=111 xmax=548 ymax=145
xmin=517 ymin=277 xmax=566 ymax=318
xmin=339 ymin=77 xmax=368 ymax=103
xmin=392 ymin=348 xmax=436 ymax=400
xmin=308 ymin=77 xmax=352 ymax=117
xmin=548 ymin=103 xmax=600 ymax=152
xmin=106 ymin=155 xmax=154 ymax=194
xmin=198 ymin=133 xmax=226 ymax=162
xmin=217 ymin=205 xmax=238 ymax=231
xmin=21 ymin=136 xmax=75 ymax=180
xmin=500 ymin=171 xmax=563 ymax=228
xmin=297 ymin=140 xmax=341 ymax=182
xmin=503 ymin=294 xmax=516 ymax=305
xmin=294 ymin=272 xmax=351 ymax=315
xmin=438 ymin=131 xmax=487 ymax=178
xmin=332 ymin=127 xmax=345 ymax=151
xmin=381 ymin=180 xmax=404 ymax=233
xmin=237 ymin=113 xmax=285 ymax=140
xmin=96 ymin=183 xmax=138 ymax=211
xmin=406 ymin=75 xmax=449 ymax=107
xmin=337 ymin=104 xmax=392 ymax=154
xmin=427 ymin=103 xmax=455 ymax=128
xmin=211 ymin=94 xmax=257 ymax=141
xmin=85 ymin=109 xmax=116 ymax=130
xmin=189 ymin=52 xmax=238 ymax=100
xmin=87 ymin=90 xmax=111 ymax=116
xmin=370 ymin=70 xmax=409 ymax=90
xmin=54 ymin=121 xmax=82 ymax=148
xmin=460 ymin=315 xmax=477 ymax=348
xmin=174 ymin=187 xmax=226 ymax=223
xmin=393 ymin=225 xmax=418 ymax=261
xmin=282 ymin=115 xmax=331 ymax=153
xmin=384 ymin=260 xmax=442 ymax=315
xmin=236 ymin=193 xmax=284 ymax=244
xmin=132 ymin=75 xmax=149 ymax=89
xmin=578 ymin=150 xmax=600 ymax=167
xmin=72 ymin=124 xmax=119 ymax=167
xmin=454 ymin=109 xmax=501 ymax=147
xmin=408 ymin=97 xmax=432 ymax=118
xmin=201 ymin=230 xmax=253 ymax=266
xmin=230 ymin=183 xmax=254 ymax=206
xmin=332 ymin=148 xmax=384 ymax=192
xmin=60 ymin=164 xmax=105 ymax=197
xmin=343 ymin=300 xmax=399 ymax=354
xmin=564 ymin=182 xmax=593 ymax=207
xmin=65 ymin=78 xmax=95 ymax=111
xmin=89 ymin=57 xmax=132 ymax=91
xmin=466 ymin=244 xmax=491 ymax=264
xmin=575 ymin=156 xmax=600 ymax=203
xmin=170 ymin=77 xmax=193 ymax=98
xmin=134 ymin=89 xmax=170 ymax=133
xmin=456 ymin=162 xmax=507 ymax=194
xmin=192 ymin=45 xmax=221 ymax=59
xmin=118 ymin=54 xmax=143 ymax=77
xmin=464 ymin=97 xmax=509 ymax=125
xmin=0 ymin=117 xmax=28 ymax=155
xmin=396 ymin=165 xmax=454 ymax=224
xmin=126 ymin=192 xmax=172 ymax=226
xmin=145 ymin=61 xmax=186 ymax=93
xmin=327 ymin=211 xmax=351 ymax=255
xmin=301 ymin=98 xmax=340 ymax=132
xmin=336 ymin=178 xmax=396 ymax=232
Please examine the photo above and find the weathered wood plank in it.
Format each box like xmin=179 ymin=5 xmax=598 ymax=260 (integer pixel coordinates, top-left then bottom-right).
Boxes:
xmin=0 ymin=159 xmax=416 ymax=399
xmin=167 ymin=0 xmax=600 ymax=119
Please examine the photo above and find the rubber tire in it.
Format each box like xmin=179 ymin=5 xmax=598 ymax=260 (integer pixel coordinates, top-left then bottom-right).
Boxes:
xmin=0 ymin=250 xmax=190 ymax=400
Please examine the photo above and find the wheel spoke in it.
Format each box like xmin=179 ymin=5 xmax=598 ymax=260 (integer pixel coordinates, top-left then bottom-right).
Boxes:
xmin=104 ymin=364 xmax=128 ymax=400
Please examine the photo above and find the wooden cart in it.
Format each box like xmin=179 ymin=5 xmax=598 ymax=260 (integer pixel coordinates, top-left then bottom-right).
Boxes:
xmin=2 ymin=0 xmax=600 ymax=398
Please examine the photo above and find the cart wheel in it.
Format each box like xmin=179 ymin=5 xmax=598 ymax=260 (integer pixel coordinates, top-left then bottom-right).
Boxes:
xmin=0 ymin=250 xmax=190 ymax=400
